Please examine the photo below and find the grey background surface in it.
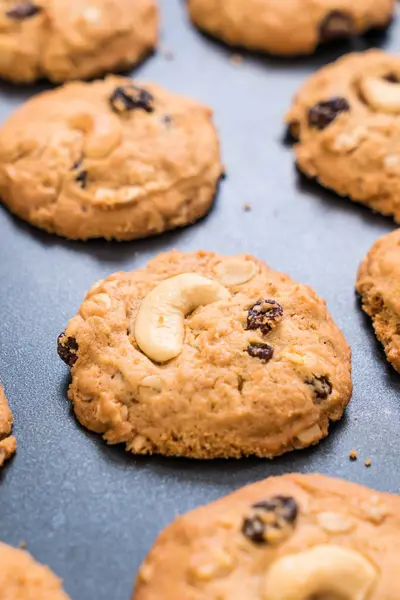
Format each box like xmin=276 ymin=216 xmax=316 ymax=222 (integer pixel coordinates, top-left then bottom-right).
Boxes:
xmin=0 ymin=1 xmax=399 ymax=599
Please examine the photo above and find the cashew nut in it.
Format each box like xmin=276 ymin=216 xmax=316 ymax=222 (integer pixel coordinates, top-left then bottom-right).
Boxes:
xmin=134 ymin=274 xmax=230 ymax=363
xmin=68 ymin=111 xmax=122 ymax=158
xmin=359 ymin=76 xmax=400 ymax=114
xmin=214 ymin=258 xmax=258 ymax=286
xmin=263 ymin=544 xmax=377 ymax=600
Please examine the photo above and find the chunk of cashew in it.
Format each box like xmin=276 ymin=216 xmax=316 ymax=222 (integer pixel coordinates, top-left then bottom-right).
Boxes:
xmin=68 ymin=111 xmax=122 ymax=158
xmin=134 ymin=274 xmax=230 ymax=363
xmin=263 ymin=545 xmax=377 ymax=600
xmin=359 ymin=76 xmax=400 ymax=114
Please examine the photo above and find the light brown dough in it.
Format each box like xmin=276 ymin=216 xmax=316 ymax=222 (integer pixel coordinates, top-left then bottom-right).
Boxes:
xmin=0 ymin=384 xmax=16 ymax=467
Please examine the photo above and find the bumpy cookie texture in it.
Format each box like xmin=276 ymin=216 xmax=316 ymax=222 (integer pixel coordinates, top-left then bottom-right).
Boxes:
xmin=59 ymin=250 xmax=352 ymax=459
xmin=0 ymin=542 xmax=71 ymax=599
xmin=286 ymin=50 xmax=400 ymax=222
xmin=0 ymin=0 xmax=158 ymax=83
xmin=357 ymin=229 xmax=400 ymax=373
xmin=0 ymin=78 xmax=222 ymax=240
xmin=0 ymin=384 xmax=16 ymax=467
xmin=187 ymin=0 xmax=394 ymax=56
xmin=133 ymin=474 xmax=400 ymax=599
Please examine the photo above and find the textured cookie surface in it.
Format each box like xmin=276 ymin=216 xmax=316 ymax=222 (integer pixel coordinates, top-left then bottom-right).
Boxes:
xmin=58 ymin=250 xmax=352 ymax=459
xmin=287 ymin=50 xmax=400 ymax=222
xmin=133 ymin=474 xmax=400 ymax=599
xmin=0 ymin=0 xmax=158 ymax=83
xmin=0 ymin=542 xmax=71 ymax=599
xmin=0 ymin=384 xmax=16 ymax=467
xmin=187 ymin=0 xmax=394 ymax=56
xmin=0 ymin=78 xmax=222 ymax=240
xmin=357 ymin=229 xmax=400 ymax=373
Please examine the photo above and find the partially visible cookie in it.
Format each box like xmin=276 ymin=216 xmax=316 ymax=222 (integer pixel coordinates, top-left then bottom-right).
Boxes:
xmin=286 ymin=50 xmax=400 ymax=223
xmin=0 ymin=0 xmax=158 ymax=83
xmin=0 ymin=541 xmax=71 ymax=599
xmin=356 ymin=229 xmax=400 ymax=373
xmin=0 ymin=78 xmax=222 ymax=240
xmin=187 ymin=0 xmax=394 ymax=56
xmin=0 ymin=384 xmax=16 ymax=467
xmin=134 ymin=473 xmax=399 ymax=600
xmin=58 ymin=250 xmax=352 ymax=459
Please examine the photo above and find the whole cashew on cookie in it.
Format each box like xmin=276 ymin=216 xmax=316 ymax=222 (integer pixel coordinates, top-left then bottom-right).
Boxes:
xmin=134 ymin=274 xmax=230 ymax=363
xmin=263 ymin=544 xmax=377 ymax=600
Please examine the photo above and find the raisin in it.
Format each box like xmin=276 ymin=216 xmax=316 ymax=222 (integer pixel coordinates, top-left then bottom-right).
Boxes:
xmin=57 ymin=332 xmax=79 ymax=367
xmin=242 ymin=496 xmax=298 ymax=545
xmin=306 ymin=375 xmax=332 ymax=401
xmin=383 ymin=73 xmax=400 ymax=83
xmin=109 ymin=85 xmax=154 ymax=114
xmin=308 ymin=97 xmax=350 ymax=131
xmin=75 ymin=170 xmax=88 ymax=189
xmin=161 ymin=114 xmax=173 ymax=127
xmin=6 ymin=2 xmax=42 ymax=19
xmin=319 ymin=10 xmax=354 ymax=42
xmin=247 ymin=299 xmax=283 ymax=335
xmin=247 ymin=343 xmax=274 ymax=363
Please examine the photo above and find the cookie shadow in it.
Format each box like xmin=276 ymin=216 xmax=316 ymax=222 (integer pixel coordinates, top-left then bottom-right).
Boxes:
xmin=294 ymin=167 xmax=398 ymax=233
xmin=354 ymin=293 xmax=400 ymax=394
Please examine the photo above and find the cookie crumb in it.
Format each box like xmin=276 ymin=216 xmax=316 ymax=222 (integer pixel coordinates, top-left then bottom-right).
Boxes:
xmin=19 ymin=541 xmax=27 ymax=549
xmin=243 ymin=203 xmax=252 ymax=212
xmin=365 ymin=459 xmax=372 ymax=468
xmin=230 ymin=53 xmax=244 ymax=66
xmin=349 ymin=449 xmax=358 ymax=461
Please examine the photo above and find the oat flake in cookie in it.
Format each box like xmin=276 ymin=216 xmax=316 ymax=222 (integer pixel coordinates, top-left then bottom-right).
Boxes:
xmin=0 ymin=0 xmax=158 ymax=83
xmin=0 ymin=78 xmax=223 ymax=240
xmin=357 ymin=229 xmax=400 ymax=373
xmin=187 ymin=0 xmax=394 ymax=57
xmin=134 ymin=474 xmax=399 ymax=600
xmin=286 ymin=50 xmax=400 ymax=223
xmin=0 ymin=542 xmax=71 ymax=599
xmin=0 ymin=384 xmax=16 ymax=467
xmin=58 ymin=251 xmax=352 ymax=459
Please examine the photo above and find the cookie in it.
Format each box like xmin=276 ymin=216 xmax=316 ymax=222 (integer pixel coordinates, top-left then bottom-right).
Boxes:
xmin=0 ymin=78 xmax=222 ymax=240
xmin=187 ymin=0 xmax=394 ymax=57
xmin=0 ymin=0 xmax=158 ymax=83
xmin=286 ymin=50 xmax=400 ymax=223
xmin=0 ymin=384 xmax=16 ymax=467
xmin=0 ymin=541 xmax=71 ymax=599
xmin=133 ymin=473 xmax=399 ymax=600
xmin=356 ymin=229 xmax=400 ymax=373
xmin=58 ymin=250 xmax=352 ymax=459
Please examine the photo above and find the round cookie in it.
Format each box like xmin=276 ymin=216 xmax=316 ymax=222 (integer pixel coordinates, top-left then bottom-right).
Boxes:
xmin=0 ymin=384 xmax=16 ymax=467
xmin=0 ymin=0 xmax=158 ymax=83
xmin=0 ymin=541 xmax=71 ymax=599
xmin=286 ymin=50 xmax=400 ymax=223
xmin=0 ymin=78 xmax=222 ymax=240
xmin=133 ymin=473 xmax=400 ymax=600
xmin=187 ymin=0 xmax=394 ymax=57
xmin=356 ymin=229 xmax=400 ymax=373
xmin=58 ymin=250 xmax=352 ymax=459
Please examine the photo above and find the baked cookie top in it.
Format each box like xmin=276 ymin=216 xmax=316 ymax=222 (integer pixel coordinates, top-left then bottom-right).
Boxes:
xmin=357 ymin=229 xmax=400 ymax=373
xmin=286 ymin=50 xmax=400 ymax=223
xmin=0 ymin=542 xmax=71 ymax=599
xmin=187 ymin=0 xmax=394 ymax=56
xmin=0 ymin=78 xmax=222 ymax=240
xmin=0 ymin=384 xmax=16 ymax=467
xmin=0 ymin=0 xmax=158 ymax=83
xmin=133 ymin=473 xmax=400 ymax=600
xmin=58 ymin=250 xmax=352 ymax=459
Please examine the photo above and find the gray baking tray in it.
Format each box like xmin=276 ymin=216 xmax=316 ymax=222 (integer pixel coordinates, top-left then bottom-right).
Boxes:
xmin=0 ymin=2 xmax=399 ymax=599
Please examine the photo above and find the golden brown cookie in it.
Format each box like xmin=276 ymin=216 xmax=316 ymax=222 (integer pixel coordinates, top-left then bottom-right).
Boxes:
xmin=0 ymin=384 xmax=16 ymax=467
xmin=133 ymin=473 xmax=400 ymax=600
xmin=0 ymin=0 xmax=158 ymax=83
xmin=0 ymin=78 xmax=222 ymax=240
xmin=356 ymin=229 xmax=400 ymax=373
xmin=58 ymin=250 xmax=352 ymax=459
xmin=0 ymin=541 xmax=71 ymax=599
xmin=187 ymin=0 xmax=394 ymax=56
xmin=286 ymin=50 xmax=400 ymax=223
